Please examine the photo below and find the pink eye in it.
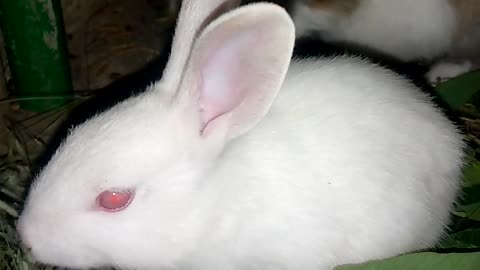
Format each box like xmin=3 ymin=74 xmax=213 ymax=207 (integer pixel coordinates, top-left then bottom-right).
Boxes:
xmin=97 ymin=189 xmax=134 ymax=212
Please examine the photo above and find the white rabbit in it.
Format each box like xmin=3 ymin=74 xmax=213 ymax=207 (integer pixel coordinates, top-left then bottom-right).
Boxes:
xmin=17 ymin=0 xmax=465 ymax=270
xmin=291 ymin=0 xmax=480 ymax=84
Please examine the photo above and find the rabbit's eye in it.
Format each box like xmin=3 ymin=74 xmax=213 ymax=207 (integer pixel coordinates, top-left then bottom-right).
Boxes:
xmin=97 ymin=189 xmax=134 ymax=212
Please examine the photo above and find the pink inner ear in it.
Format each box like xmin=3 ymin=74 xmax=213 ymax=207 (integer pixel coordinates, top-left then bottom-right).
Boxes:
xmin=198 ymin=30 xmax=258 ymax=132
xmin=185 ymin=5 xmax=294 ymax=139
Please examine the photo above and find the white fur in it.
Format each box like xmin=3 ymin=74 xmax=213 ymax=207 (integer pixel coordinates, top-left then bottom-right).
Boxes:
xmin=292 ymin=0 xmax=457 ymax=61
xmin=18 ymin=1 xmax=464 ymax=270
xmin=426 ymin=23 xmax=480 ymax=84
xmin=426 ymin=60 xmax=474 ymax=85
xmin=162 ymin=0 xmax=241 ymax=93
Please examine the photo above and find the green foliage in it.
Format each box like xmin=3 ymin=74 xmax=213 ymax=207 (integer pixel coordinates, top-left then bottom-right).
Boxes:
xmin=336 ymin=252 xmax=480 ymax=270
xmin=463 ymin=160 xmax=480 ymax=187
xmin=438 ymin=229 xmax=480 ymax=249
xmin=436 ymin=70 xmax=480 ymax=110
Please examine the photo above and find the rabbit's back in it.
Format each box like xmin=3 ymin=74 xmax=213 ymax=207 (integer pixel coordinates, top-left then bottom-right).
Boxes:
xmin=204 ymin=57 xmax=464 ymax=269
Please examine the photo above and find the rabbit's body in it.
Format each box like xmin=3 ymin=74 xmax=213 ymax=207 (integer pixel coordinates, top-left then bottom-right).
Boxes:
xmin=174 ymin=58 xmax=463 ymax=269
xmin=18 ymin=1 xmax=465 ymax=270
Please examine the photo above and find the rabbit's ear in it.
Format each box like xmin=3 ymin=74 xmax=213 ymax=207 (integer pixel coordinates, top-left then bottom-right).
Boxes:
xmin=178 ymin=3 xmax=295 ymax=140
xmin=161 ymin=0 xmax=241 ymax=93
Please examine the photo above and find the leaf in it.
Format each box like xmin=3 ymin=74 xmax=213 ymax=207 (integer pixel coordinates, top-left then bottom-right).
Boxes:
xmin=336 ymin=252 xmax=480 ymax=270
xmin=459 ymin=186 xmax=480 ymax=206
xmin=436 ymin=70 xmax=480 ymax=110
xmin=458 ymin=202 xmax=480 ymax=222
xmin=463 ymin=160 xmax=480 ymax=188
xmin=438 ymin=229 xmax=480 ymax=249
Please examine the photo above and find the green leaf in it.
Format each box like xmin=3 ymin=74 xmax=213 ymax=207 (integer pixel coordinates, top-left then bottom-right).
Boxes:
xmin=458 ymin=202 xmax=480 ymax=222
xmin=436 ymin=70 xmax=480 ymax=110
xmin=463 ymin=160 xmax=480 ymax=188
xmin=438 ymin=229 xmax=480 ymax=249
xmin=336 ymin=252 xmax=480 ymax=270
xmin=459 ymin=186 xmax=480 ymax=207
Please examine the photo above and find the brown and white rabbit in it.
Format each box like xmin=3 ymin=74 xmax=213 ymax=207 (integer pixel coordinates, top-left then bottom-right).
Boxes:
xmin=292 ymin=0 xmax=480 ymax=84
xmin=17 ymin=0 xmax=464 ymax=269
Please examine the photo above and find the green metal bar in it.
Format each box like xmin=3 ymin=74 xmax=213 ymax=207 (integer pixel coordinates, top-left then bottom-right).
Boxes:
xmin=0 ymin=0 xmax=73 ymax=112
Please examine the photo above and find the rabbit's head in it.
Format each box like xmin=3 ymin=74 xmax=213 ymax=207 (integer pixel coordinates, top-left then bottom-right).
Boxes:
xmin=17 ymin=1 xmax=295 ymax=268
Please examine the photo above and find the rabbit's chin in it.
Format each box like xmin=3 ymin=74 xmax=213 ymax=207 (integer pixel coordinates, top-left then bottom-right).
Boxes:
xmin=18 ymin=215 xmax=192 ymax=270
xmin=17 ymin=216 xmax=104 ymax=269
